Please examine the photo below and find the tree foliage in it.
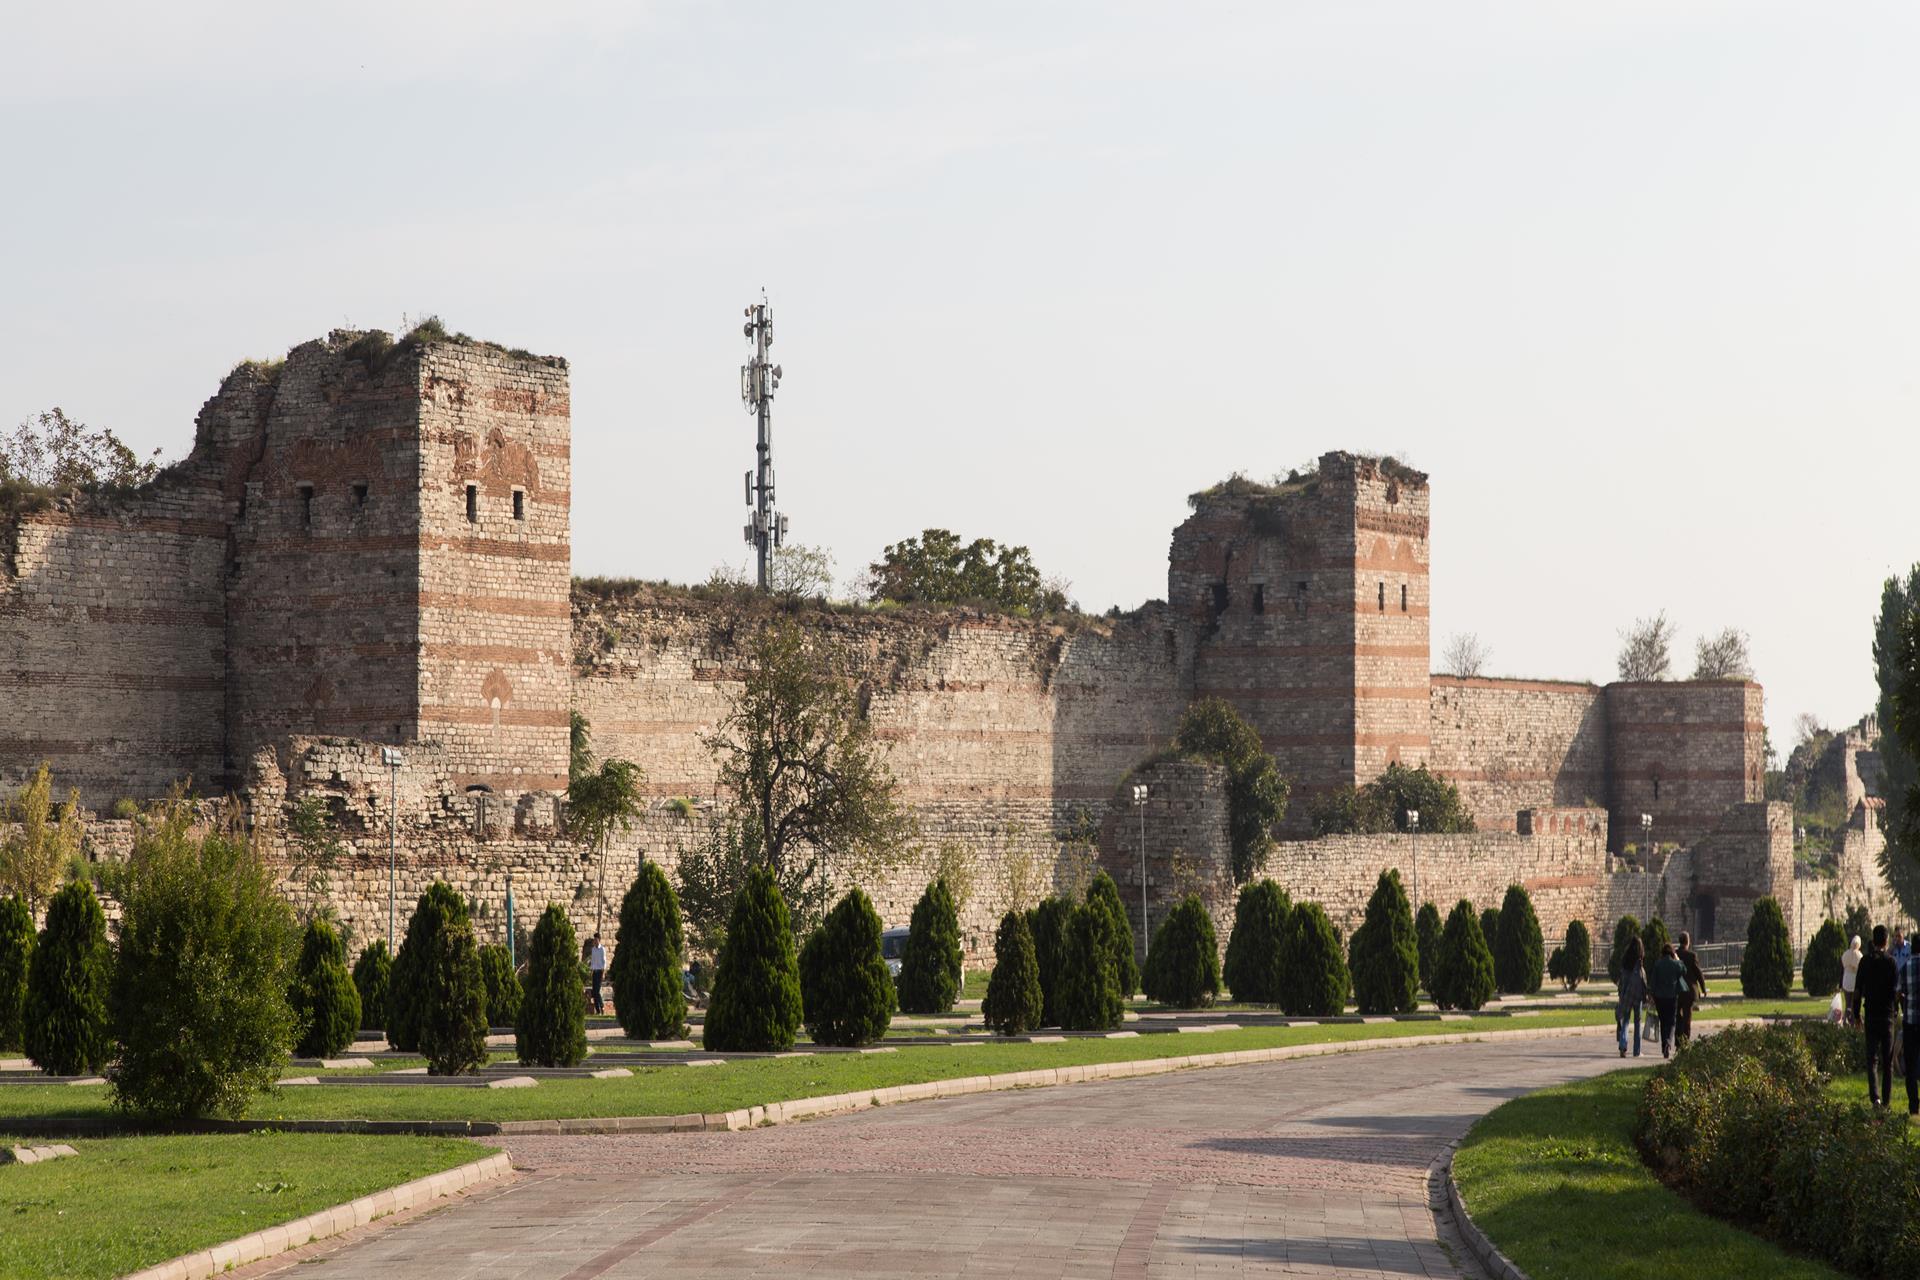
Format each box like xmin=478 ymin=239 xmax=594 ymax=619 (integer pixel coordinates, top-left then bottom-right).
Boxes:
xmin=981 ymin=909 xmax=1044 ymax=1035
xmin=897 ymin=878 xmax=963 ymax=1015
xmin=1641 ymin=915 xmax=1670 ymax=961
xmin=1479 ymin=907 xmax=1502 ymax=955
xmin=1 ymin=762 xmax=84 ymax=914
xmin=290 ymin=919 xmax=361 ymax=1059
xmin=1559 ymin=919 xmax=1592 ymax=990
xmin=1430 ymin=898 xmax=1497 ymax=1012
xmin=1493 ymin=884 xmax=1545 ymax=996
xmin=1349 ymin=870 xmax=1419 ymax=1014
xmin=0 ymin=895 xmax=31 ymax=1052
xmin=1086 ymin=871 xmax=1140 ymax=999
xmin=867 ymin=527 xmax=1068 ymax=614
xmin=1223 ymin=879 xmax=1291 ymax=1004
xmin=352 ymin=941 xmax=392 ymax=1032
xmin=1307 ymin=762 xmax=1474 ymax=836
xmin=1055 ymin=903 xmax=1124 ymax=1030
xmin=1608 ymin=914 xmax=1642 ymax=985
xmin=1692 ymin=627 xmax=1753 ymax=680
xmin=24 ymin=881 xmax=111 ymax=1075
xmin=413 ymin=888 xmax=488 ymax=1075
xmin=478 ymin=943 xmax=522 ymax=1028
xmin=1415 ymin=901 xmax=1442 ymax=995
xmin=610 ymin=861 xmax=687 ymax=1039
xmin=2 ymin=406 xmax=160 ymax=509
xmin=387 ymin=884 xmax=463 ymax=1053
xmin=1026 ymin=896 xmax=1072 ymax=1026
xmin=1171 ymin=698 xmax=1291 ymax=882
xmin=516 ymin=904 xmax=587 ymax=1067
xmin=703 ymin=867 xmax=803 ymax=1051
xmin=1740 ymin=897 xmax=1794 ymax=999
xmin=675 ymin=811 xmax=831 ymax=960
xmin=1142 ymin=894 xmax=1221 ymax=1008
xmin=1874 ymin=565 xmax=1920 ymax=916
xmin=1617 ymin=610 xmax=1677 ymax=681
xmin=566 ymin=718 xmax=647 ymax=936
xmin=798 ymin=887 xmax=894 ymax=1046
xmin=1802 ymin=919 xmax=1847 ymax=999
xmin=1277 ymin=901 xmax=1347 ymax=1017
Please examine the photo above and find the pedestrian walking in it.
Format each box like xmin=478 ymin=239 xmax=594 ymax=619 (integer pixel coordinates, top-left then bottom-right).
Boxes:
xmin=589 ymin=934 xmax=608 ymax=1015
xmin=1616 ymin=936 xmax=1647 ymax=1059
xmin=1859 ymin=925 xmax=1900 ymax=1108
xmin=1898 ymin=929 xmax=1920 ymax=1115
xmin=1676 ymin=931 xmax=1708 ymax=1049
xmin=1843 ymin=934 xmax=1863 ymax=1026
xmin=1650 ymin=941 xmax=1686 ymax=1058
xmin=1895 ymin=927 xmax=1912 ymax=968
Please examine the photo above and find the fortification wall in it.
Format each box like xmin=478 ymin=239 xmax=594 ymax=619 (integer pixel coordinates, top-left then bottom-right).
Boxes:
xmin=1606 ymin=682 xmax=1765 ymax=850
xmin=1096 ymin=758 xmax=1234 ymax=962
xmin=1428 ymin=677 xmax=1607 ymax=832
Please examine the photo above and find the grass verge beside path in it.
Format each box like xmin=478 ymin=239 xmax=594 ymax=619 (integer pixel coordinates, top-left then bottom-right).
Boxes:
xmin=0 ymin=1131 xmax=489 ymax=1280
xmin=0 ymin=999 xmax=1816 ymax=1125
xmin=1452 ymin=1070 xmax=1844 ymax=1280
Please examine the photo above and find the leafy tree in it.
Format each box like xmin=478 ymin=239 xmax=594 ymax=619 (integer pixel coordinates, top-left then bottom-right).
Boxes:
xmin=1692 ymin=627 xmax=1753 ymax=680
xmin=2 ymin=407 xmax=159 ymax=492
xmin=1055 ymin=903 xmax=1123 ymax=1030
xmin=1607 ymin=914 xmax=1642 ymax=985
xmin=1278 ymin=901 xmax=1347 ymax=1017
xmin=703 ymin=868 xmax=803 ymax=1051
xmin=1560 ymin=920 xmax=1592 ymax=990
xmin=798 ymin=887 xmax=894 ymax=1046
xmin=1415 ymin=901 xmax=1443 ymax=995
xmin=0 ymin=762 xmax=83 ymax=914
xmin=1617 ymin=610 xmax=1677 ymax=681
xmin=1026 ymin=896 xmax=1072 ymax=1026
xmin=566 ymin=717 xmax=647 ymax=939
xmin=1493 ymin=884 xmax=1545 ymax=996
xmin=1142 ymin=895 xmax=1221 ymax=1008
xmin=283 ymin=796 xmax=344 ymax=911
xmin=675 ymin=811 xmax=830 ymax=959
xmin=478 ymin=943 xmax=522 ymax=1027
xmin=290 ymin=919 xmax=361 ymax=1058
xmin=1641 ymin=915 xmax=1670 ymax=961
xmin=107 ymin=808 xmax=298 ymax=1116
xmin=1308 ymin=763 xmax=1474 ymax=836
xmin=867 ymin=527 xmax=1068 ymax=614
xmin=981 ymin=909 xmax=1043 ymax=1035
xmin=1350 ymin=870 xmax=1418 ymax=1014
xmin=0 ymin=896 xmax=30 ymax=1051
xmin=897 ymin=878 xmax=963 ymax=1014
xmin=1843 ymin=902 xmax=1873 ymax=947
xmin=1223 ymin=880 xmax=1291 ymax=1004
xmin=517 ymin=904 xmax=587 ymax=1067
xmin=352 ymin=941 xmax=392 ymax=1031
xmin=24 ymin=880 xmax=112 ymax=1075
xmin=1430 ymin=899 xmax=1497 ymax=1012
xmin=1874 ymin=565 xmax=1920 ymax=915
xmin=610 ymin=861 xmax=687 ymax=1039
xmin=1740 ymin=897 xmax=1794 ymax=999
xmin=1170 ymin=698 xmax=1291 ymax=882
xmin=386 ymin=883 xmax=468 ymax=1053
xmin=1802 ymin=919 xmax=1847 ymax=998
xmin=1086 ymin=871 xmax=1140 ymax=998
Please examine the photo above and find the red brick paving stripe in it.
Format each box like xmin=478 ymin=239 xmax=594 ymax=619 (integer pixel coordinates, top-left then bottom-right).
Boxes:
xmin=557 ymin=1180 xmax=763 ymax=1280
xmin=1111 ymin=1184 xmax=1178 ymax=1278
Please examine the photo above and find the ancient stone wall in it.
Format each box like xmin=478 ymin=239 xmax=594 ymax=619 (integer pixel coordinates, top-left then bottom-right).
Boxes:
xmin=1096 ymin=758 xmax=1234 ymax=964
xmin=1428 ymin=677 xmax=1607 ymax=832
xmin=1605 ymin=681 xmax=1765 ymax=851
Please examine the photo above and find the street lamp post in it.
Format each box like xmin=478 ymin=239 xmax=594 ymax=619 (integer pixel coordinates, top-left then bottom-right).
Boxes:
xmin=381 ymin=746 xmax=404 ymax=949
xmin=1641 ymin=812 xmax=1653 ymax=861
xmin=1132 ymin=784 xmax=1149 ymax=953
xmin=1406 ymin=808 xmax=1421 ymax=908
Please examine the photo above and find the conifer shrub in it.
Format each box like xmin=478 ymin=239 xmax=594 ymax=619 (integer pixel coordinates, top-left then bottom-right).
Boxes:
xmin=1350 ymin=869 xmax=1418 ymax=1014
xmin=290 ymin=919 xmax=361 ymax=1059
xmin=1561 ymin=919 xmax=1592 ymax=990
xmin=1607 ymin=913 xmax=1642 ymax=985
xmin=1415 ymin=901 xmax=1442 ymax=995
xmin=1277 ymin=901 xmax=1347 ymax=1016
xmin=799 ymin=887 xmax=894 ymax=1047
xmin=1802 ymin=918 xmax=1846 ymax=998
xmin=353 ymin=940 xmax=392 ymax=1031
xmin=1223 ymin=879 xmax=1290 ymax=1004
xmin=517 ymin=904 xmax=587 ymax=1067
xmin=23 ymin=880 xmax=112 ymax=1076
xmin=1479 ymin=907 xmax=1501 ymax=955
xmin=1547 ymin=946 xmax=1567 ymax=986
xmin=1741 ymin=896 xmax=1794 ymax=999
xmin=1086 ymin=871 xmax=1140 ymax=998
xmin=405 ymin=883 xmax=487 ymax=1074
xmin=1641 ymin=915 xmax=1671 ymax=960
xmin=1055 ymin=902 xmax=1124 ymax=1030
xmin=610 ymin=861 xmax=686 ymax=1039
xmin=981 ymin=909 xmax=1043 ymax=1035
xmin=897 ymin=878 xmax=963 ymax=1015
xmin=1430 ymin=898 xmax=1496 ymax=1012
xmin=703 ymin=867 xmax=803 ymax=1051
xmin=478 ymin=944 xmax=522 ymax=1027
xmin=1492 ymin=883 xmax=1545 ymax=995
xmin=387 ymin=883 xmax=468 ymax=1053
xmin=0 ymin=895 xmax=32 ymax=1052
xmin=1142 ymin=895 xmax=1220 ymax=1008
xmin=1026 ymin=896 xmax=1071 ymax=1026
xmin=107 ymin=812 xmax=298 ymax=1117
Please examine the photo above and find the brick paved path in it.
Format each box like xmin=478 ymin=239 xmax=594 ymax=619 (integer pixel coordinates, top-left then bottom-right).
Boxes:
xmin=270 ymin=1032 xmax=1625 ymax=1278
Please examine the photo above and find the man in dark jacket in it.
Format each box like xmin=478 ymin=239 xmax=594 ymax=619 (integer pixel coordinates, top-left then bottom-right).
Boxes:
xmin=1676 ymin=931 xmax=1708 ymax=1048
xmin=1859 ymin=924 xmax=1901 ymax=1108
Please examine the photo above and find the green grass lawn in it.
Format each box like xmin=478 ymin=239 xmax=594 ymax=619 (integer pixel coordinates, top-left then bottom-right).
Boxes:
xmin=0 ymin=999 xmax=1818 ymax=1125
xmin=0 ymin=1130 xmax=490 ymax=1280
xmin=1452 ymin=1070 xmax=1845 ymax=1280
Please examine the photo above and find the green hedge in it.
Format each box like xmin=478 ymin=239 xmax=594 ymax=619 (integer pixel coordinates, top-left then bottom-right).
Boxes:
xmin=1803 ymin=919 xmax=1847 ymax=999
xmin=1741 ymin=897 xmax=1794 ymax=999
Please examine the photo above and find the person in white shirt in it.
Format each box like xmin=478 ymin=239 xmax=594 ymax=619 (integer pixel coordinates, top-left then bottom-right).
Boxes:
xmin=589 ymin=936 xmax=608 ymax=1014
xmin=1844 ymin=935 xmax=1864 ymax=1026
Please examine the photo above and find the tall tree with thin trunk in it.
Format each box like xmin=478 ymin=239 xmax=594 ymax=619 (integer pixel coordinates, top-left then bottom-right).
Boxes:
xmin=1617 ymin=611 xmax=1677 ymax=682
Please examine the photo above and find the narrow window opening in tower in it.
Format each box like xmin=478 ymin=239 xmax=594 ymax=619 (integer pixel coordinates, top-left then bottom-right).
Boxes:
xmin=1209 ymin=583 xmax=1229 ymax=619
xmin=1295 ymin=580 xmax=1308 ymax=615
xmin=1400 ymin=583 xmax=1408 ymax=612
xmin=466 ymin=484 xmax=478 ymax=523
xmin=1252 ymin=584 xmax=1265 ymax=615
xmin=1377 ymin=581 xmax=1385 ymax=611
xmin=297 ymin=483 xmax=314 ymax=529
xmin=352 ymin=482 xmax=369 ymax=509
xmin=512 ymin=489 xmax=525 ymax=521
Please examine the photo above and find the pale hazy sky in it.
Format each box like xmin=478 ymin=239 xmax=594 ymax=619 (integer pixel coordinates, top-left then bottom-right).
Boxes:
xmin=5 ymin=3 xmax=1916 ymax=751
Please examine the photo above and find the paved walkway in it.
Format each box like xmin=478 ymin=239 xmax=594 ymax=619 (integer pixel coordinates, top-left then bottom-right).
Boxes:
xmin=260 ymin=1031 xmax=1628 ymax=1278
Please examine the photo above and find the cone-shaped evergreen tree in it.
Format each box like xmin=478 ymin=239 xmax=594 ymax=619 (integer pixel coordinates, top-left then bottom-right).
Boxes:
xmin=1431 ymin=898 xmax=1496 ymax=1012
xmin=1493 ymin=884 xmax=1545 ymax=996
xmin=1142 ymin=895 xmax=1221 ymax=1008
xmin=478 ymin=943 xmax=522 ymax=1027
xmin=982 ymin=909 xmax=1044 ymax=1035
xmin=800 ymin=887 xmax=894 ymax=1046
xmin=1223 ymin=879 xmax=1291 ymax=1004
xmin=517 ymin=903 xmax=587 ymax=1066
xmin=412 ymin=886 xmax=488 ymax=1075
xmin=1351 ymin=870 xmax=1419 ymax=1014
xmin=352 ymin=940 xmax=392 ymax=1032
xmin=1086 ymin=871 xmax=1140 ymax=998
xmin=1056 ymin=902 xmax=1124 ymax=1030
xmin=1741 ymin=896 xmax=1794 ymax=998
xmin=290 ymin=919 xmax=361 ymax=1058
xmin=1641 ymin=915 xmax=1671 ymax=962
xmin=1479 ymin=907 xmax=1501 ymax=957
xmin=1607 ymin=914 xmax=1642 ymax=985
xmin=387 ymin=882 xmax=468 ymax=1053
xmin=897 ymin=878 xmax=962 ymax=1015
xmin=1547 ymin=946 xmax=1567 ymax=986
xmin=1277 ymin=901 xmax=1346 ymax=1016
xmin=23 ymin=880 xmax=111 ymax=1075
xmin=609 ymin=861 xmax=687 ymax=1039
xmin=0 ymin=896 xmax=32 ymax=1053
xmin=1415 ymin=901 xmax=1442 ymax=995
xmin=1802 ymin=918 xmax=1847 ymax=998
xmin=704 ymin=867 xmax=803 ymax=1051
xmin=1561 ymin=920 xmax=1592 ymax=990
xmin=1027 ymin=896 xmax=1071 ymax=1027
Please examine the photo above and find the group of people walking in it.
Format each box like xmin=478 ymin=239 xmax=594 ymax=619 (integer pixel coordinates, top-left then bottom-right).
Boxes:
xmin=1846 ymin=925 xmax=1920 ymax=1113
xmin=1614 ymin=930 xmax=1708 ymax=1059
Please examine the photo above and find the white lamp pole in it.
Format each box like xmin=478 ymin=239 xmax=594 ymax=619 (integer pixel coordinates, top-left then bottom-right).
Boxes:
xmin=382 ymin=746 xmax=404 ymax=949
xmin=1132 ymin=784 xmax=1149 ymax=950
xmin=1406 ymin=808 xmax=1421 ymax=907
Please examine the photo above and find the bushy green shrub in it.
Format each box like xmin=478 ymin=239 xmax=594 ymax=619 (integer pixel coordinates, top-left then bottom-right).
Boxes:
xmin=1560 ymin=919 xmax=1592 ymax=990
xmin=1430 ymin=898 xmax=1496 ymax=1012
xmin=396 ymin=883 xmax=487 ymax=1074
xmin=1027 ymin=896 xmax=1071 ymax=1027
xmin=1277 ymin=901 xmax=1347 ymax=1017
xmin=981 ymin=909 xmax=1043 ymax=1035
xmin=1641 ymin=915 xmax=1670 ymax=960
xmin=0 ymin=895 xmax=32 ymax=1052
xmin=609 ymin=862 xmax=686 ymax=1039
xmin=799 ymin=888 xmax=894 ymax=1046
xmin=1085 ymin=872 xmax=1141 ymax=998
xmin=1478 ymin=907 xmax=1501 ymax=955
xmin=1350 ymin=870 xmax=1418 ymax=1015
xmin=1414 ymin=901 xmax=1441 ymax=995
xmin=352 ymin=941 xmax=392 ymax=1032
xmin=703 ymin=868 xmax=802 ymax=1051
xmin=1607 ymin=914 xmax=1642 ymax=985
xmin=24 ymin=880 xmax=112 ymax=1076
xmin=896 ymin=878 xmax=962 ymax=1015
xmin=478 ymin=943 xmax=522 ymax=1027
xmin=1843 ymin=902 xmax=1872 ymax=946
xmin=1546 ymin=946 xmax=1567 ymax=985
xmin=106 ymin=811 xmax=297 ymax=1117
xmin=517 ymin=904 xmax=587 ymax=1067
xmin=387 ymin=883 xmax=467 ymax=1053
xmin=1142 ymin=895 xmax=1220 ymax=1008
xmin=1223 ymin=879 xmax=1290 ymax=1004
xmin=1740 ymin=896 xmax=1794 ymax=999
xmin=290 ymin=919 xmax=361 ymax=1059
xmin=1802 ymin=918 xmax=1847 ymax=998
xmin=1492 ymin=884 xmax=1545 ymax=995
xmin=1056 ymin=903 xmax=1123 ymax=1030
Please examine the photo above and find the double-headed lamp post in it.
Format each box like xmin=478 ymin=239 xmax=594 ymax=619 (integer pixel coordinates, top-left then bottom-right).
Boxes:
xmin=1406 ymin=808 xmax=1420 ymax=907
xmin=381 ymin=746 xmax=404 ymax=949
xmin=1131 ymin=784 xmax=1149 ymax=949
xmin=1641 ymin=812 xmax=1653 ymax=859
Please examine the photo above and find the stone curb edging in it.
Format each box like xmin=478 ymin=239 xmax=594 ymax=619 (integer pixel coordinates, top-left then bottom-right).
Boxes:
xmin=1439 ymin=1139 xmax=1531 ymax=1280
xmin=117 ymin=1152 xmax=512 ymax=1280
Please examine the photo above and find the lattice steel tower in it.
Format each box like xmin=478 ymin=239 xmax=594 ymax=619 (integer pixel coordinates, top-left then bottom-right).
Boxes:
xmin=740 ymin=296 xmax=786 ymax=589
